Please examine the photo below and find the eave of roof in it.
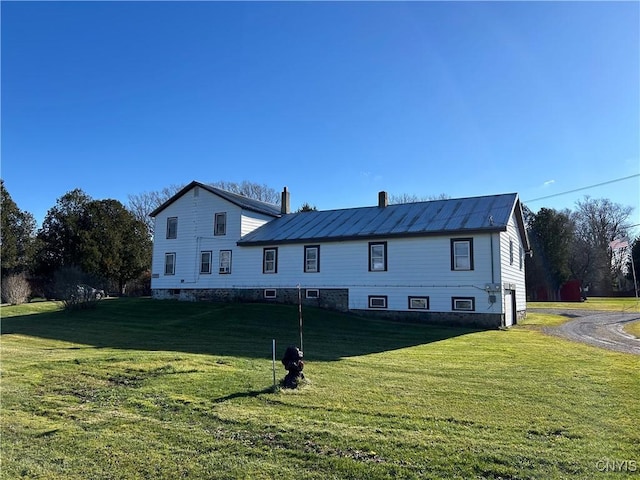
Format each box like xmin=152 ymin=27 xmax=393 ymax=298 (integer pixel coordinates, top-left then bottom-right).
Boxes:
xmin=149 ymin=180 xmax=281 ymax=218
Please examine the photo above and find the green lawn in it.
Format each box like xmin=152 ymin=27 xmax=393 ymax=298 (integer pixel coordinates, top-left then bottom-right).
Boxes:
xmin=625 ymin=321 xmax=640 ymax=339
xmin=1 ymin=299 xmax=638 ymax=479
xmin=528 ymin=297 xmax=640 ymax=312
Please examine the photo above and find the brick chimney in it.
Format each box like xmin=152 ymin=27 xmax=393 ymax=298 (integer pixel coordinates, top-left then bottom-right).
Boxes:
xmin=281 ymin=187 xmax=290 ymax=214
xmin=378 ymin=191 xmax=388 ymax=208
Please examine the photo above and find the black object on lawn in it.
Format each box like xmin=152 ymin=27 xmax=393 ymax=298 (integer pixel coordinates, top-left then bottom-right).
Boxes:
xmin=281 ymin=345 xmax=304 ymax=389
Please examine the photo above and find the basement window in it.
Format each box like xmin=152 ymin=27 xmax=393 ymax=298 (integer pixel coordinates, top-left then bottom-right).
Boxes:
xmin=368 ymin=296 xmax=388 ymax=309
xmin=306 ymin=289 xmax=320 ymax=299
xmin=408 ymin=296 xmax=429 ymax=310
xmin=264 ymin=289 xmax=277 ymax=299
xmin=452 ymin=297 xmax=475 ymax=311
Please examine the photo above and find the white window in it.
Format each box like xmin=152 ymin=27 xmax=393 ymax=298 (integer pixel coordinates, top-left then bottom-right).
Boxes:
xmin=519 ymin=247 xmax=524 ymax=270
xmin=164 ymin=253 xmax=176 ymax=275
xmin=304 ymin=245 xmax=320 ymax=273
xmin=451 ymin=238 xmax=473 ymax=271
xmin=509 ymin=239 xmax=514 ymax=265
xmin=369 ymin=242 xmax=387 ymax=272
xmin=219 ymin=250 xmax=232 ymax=274
xmin=306 ymin=289 xmax=320 ymax=299
xmin=409 ymin=297 xmax=429 ymax=310
xmin=214 ymin=212 xmax=227 ymax=236
xmin=166 ymin=217 xmax=178 ymax=239
xmin=263 ymin=248 xmax=278 ymax=274
xmin=368 ymin=296 xmax=387 ymax=308
xmin=200 ymin=251 xmax=212 ymax=274
xmin=452 ymin=297 xmax=475 ymax=311
xmin=264 ymin=289 xmax=277 ymax=299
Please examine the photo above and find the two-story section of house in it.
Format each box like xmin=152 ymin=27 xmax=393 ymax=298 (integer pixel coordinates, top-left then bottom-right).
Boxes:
xmin=150 ymin=181 xmax=282 ymax=297
xmin=150 ymin=181 xmax=531 ymax=328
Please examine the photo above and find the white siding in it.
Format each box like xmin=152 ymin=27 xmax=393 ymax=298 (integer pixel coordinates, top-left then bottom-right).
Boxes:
xmin=241 ymin=211 xmax=276 ymax=236
xmin=151 ymin=188 xmax=528 ymax=318
xmin=152 ymin=187 xmax=260 ymax=289
xmin=232 ymin=235 xmax=502 ymax=314
xmin=497 ymin=211 xmax=527 ymax=312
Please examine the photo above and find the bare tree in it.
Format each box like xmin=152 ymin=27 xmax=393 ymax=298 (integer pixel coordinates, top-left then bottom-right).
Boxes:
xmin=127 ymin=184 xmax=184 ymax=237
xmin=208 ymin=181 xmax=280 ymax=204
xmin=1 ymin=273 xmax=31 ymax=305
xmin=389 ymin=193 xmax=450 ymax=204
xmin=571 ymin=196 xmax=633 ymax=295
xmin=127 ymin=181 xmax=280 ymax=238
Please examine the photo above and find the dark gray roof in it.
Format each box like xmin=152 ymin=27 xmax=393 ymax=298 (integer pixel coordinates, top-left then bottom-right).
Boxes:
xmin=150 ymin=181 xmax=281 ymax=218
xmin=238 ymin=193 xmax=529 ymax=247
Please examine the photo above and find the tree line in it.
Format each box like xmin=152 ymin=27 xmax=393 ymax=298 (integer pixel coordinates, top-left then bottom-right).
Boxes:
xmin=1 ymin=179 xmax=638 ymax=305
xmin=525 ymin=198 xmax=638 ymax=299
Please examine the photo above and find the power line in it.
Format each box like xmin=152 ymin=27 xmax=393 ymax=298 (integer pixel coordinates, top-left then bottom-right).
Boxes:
xmin=524 ymin=173 xmax=640 ymax=203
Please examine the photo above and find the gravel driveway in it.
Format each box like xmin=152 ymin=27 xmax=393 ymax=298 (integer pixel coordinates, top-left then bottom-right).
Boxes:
xmin=531 ymin=308 xmax=640 ymax=355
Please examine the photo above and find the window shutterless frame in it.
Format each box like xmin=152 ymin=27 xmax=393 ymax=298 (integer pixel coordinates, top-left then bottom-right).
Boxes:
xmin=219 ymin=250 xmax=232 ymax=274
xmin=306 ymin=289 xmax=320 ymax=299
xmin=369 ymin=242 xmax=387 ymax=272
xmin=408 ymin=296 xmax=429 ymax=310
xmin=164 ymin=252 xmax=176 ymax=275
xmin=368 ymin=295 xmax=388 ymax=308
xmin=214 ymin=212 xmax=227 ymax=236
xmin=304 ymin=245 xmax=320 ymax=273
xmin=452 ymin=297 xmax=475 ymax=311
xmin=450 ymin=238 xmax=474 ymax=271
xmin=166 ymin=217 xmax=178 ymax=239
xmin=263 ymin=247 xmax=278 ymax=274
xmin=200 ymin=251 xmax=212 ymax=274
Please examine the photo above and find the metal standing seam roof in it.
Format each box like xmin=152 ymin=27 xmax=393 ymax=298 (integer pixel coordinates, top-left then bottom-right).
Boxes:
xmin=238 ymin=193 xmax=525 ymax=246
xmin=149 ymin=181 xmax=282 ymax=218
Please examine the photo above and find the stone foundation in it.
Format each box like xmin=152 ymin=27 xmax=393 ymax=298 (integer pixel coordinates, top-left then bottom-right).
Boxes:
xmin=152 ymin=288 xmax=523 ymax=329
xmin=152 ymin=288 xmax=349 ymax=312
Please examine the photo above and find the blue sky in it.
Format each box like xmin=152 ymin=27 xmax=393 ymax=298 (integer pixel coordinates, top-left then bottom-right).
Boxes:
xmin=2 ymin=1 xmax=639 ymax=233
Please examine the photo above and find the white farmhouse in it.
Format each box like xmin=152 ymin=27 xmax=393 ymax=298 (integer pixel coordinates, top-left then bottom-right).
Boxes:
xmin=150 ymin=181 xmax=531 ymax=328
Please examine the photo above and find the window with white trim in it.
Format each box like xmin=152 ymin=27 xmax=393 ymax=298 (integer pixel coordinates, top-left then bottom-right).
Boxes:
xmin=200 ymin=251 xmax=212 ymax=274
xmin=219 ymin=250 xmax=232 ymax=274
xmin=519 ymin=247 xmax=524 ymax=270
xmin=304 ymin=245 xmax=320 ymax=273
xmin=214 ymin=212 xmax=227 ymax=236
xmin=166 ymin=217 xmax=178 ymax=239
xmin=264 ymin=289 xmax=277 ymax=299
xmin=368 ymin=296 xmax=388 ymax=308
xmin=451 ymin=238 xmax=473 ymax=271
xmin=369 ymin=242 xmax=387 ymax=272
xmin=408 ymin=296 xmax=429 ymax=310
xmin=306 ymin=289 xmax=319 ymax=299
xmin=509 ymin=239 xmax=514 ymax=265
xmin=263 ymin=248 xmax=278 ymax=274
xmin=164 ymin=253 xmax=176 ymax=275
xmin=452 ymin=297 xmax=475 ymax=311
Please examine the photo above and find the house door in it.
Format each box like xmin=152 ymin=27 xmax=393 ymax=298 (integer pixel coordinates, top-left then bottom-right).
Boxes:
xmin=504 ymin=290 xmax=515 ymax=327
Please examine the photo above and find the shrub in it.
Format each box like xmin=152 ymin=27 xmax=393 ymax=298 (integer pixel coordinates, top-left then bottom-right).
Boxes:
xmin=53 ymin=266 xmax=102 ymax=311
xmin=1 ymin=273 xmax=31 ymax=305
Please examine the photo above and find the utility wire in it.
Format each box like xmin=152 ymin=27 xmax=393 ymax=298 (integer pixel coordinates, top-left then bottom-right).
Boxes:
xmin=524 ymin=173 xmax=640 ymax=203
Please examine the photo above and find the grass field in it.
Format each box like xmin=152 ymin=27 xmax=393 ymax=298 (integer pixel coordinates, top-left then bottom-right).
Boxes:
xmin=528 ymin=296 xmax=640 ymax=312
xmin=1 ymin=298 xmax=639 ymax=479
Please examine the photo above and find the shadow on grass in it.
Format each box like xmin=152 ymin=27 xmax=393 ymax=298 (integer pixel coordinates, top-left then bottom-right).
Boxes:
xmin=1 ymin=298 xmax=479 ymax=361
